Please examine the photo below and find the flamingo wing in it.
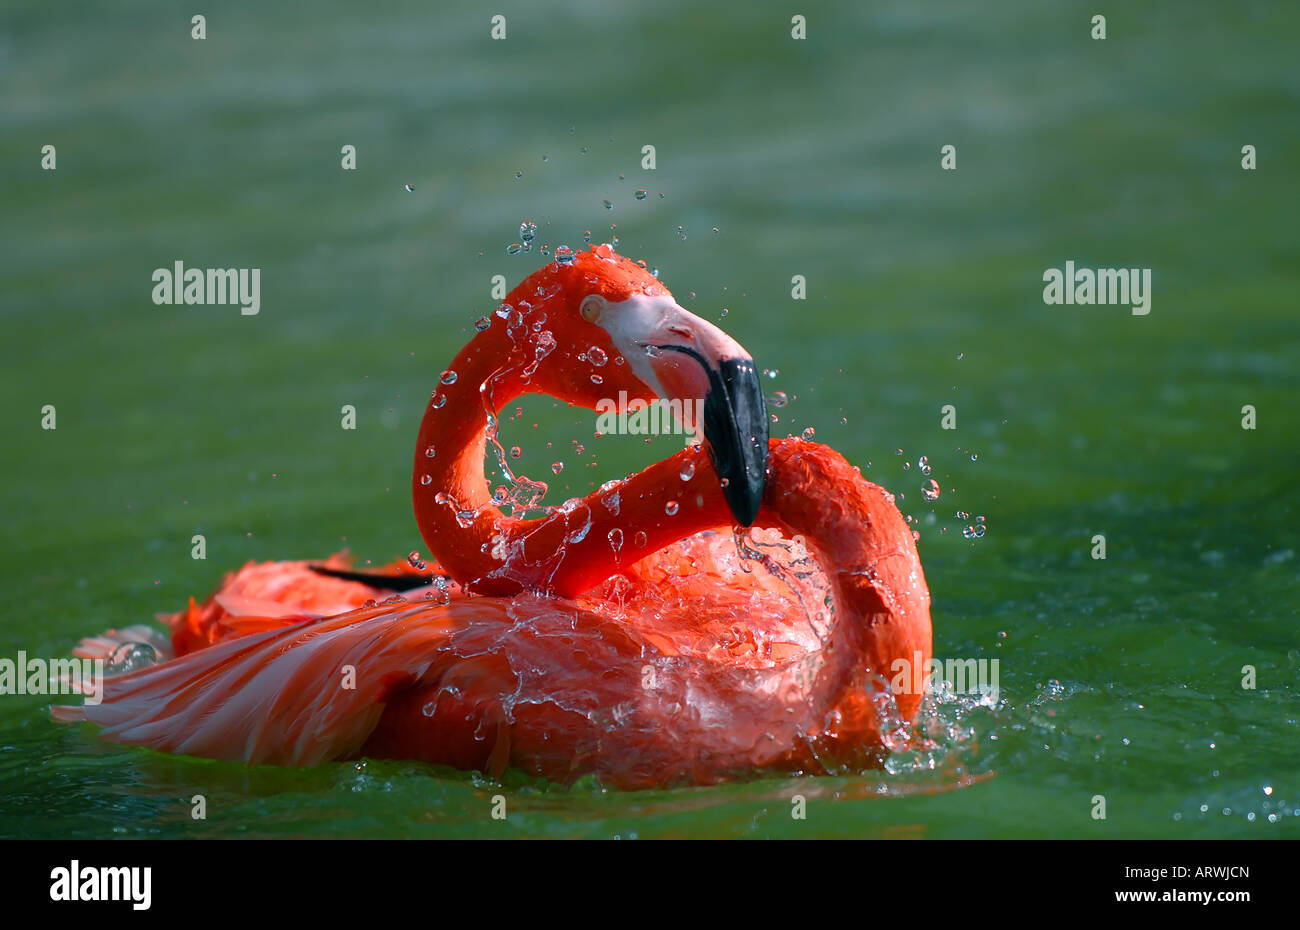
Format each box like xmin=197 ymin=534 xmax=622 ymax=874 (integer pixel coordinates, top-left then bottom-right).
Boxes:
xmin=55 ymin=602 xmax=475 ymax=767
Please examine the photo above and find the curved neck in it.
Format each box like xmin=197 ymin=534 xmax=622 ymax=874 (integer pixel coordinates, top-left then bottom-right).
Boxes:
xmin=412 ymin=322 xmax=527 ymax=589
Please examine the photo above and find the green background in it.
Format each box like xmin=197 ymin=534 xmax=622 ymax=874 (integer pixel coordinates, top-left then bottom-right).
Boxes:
xmin=1 ymin=0 xmax=1296 ymax=838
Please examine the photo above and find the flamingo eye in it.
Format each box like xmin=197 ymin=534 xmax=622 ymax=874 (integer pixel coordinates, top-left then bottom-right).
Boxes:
xmin=580 ymin=294 xmax=605 ymax=323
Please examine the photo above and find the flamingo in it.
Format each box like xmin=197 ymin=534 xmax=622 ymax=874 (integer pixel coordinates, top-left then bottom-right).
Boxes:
xmin=55 ymin=245 xmax=932 ymax=789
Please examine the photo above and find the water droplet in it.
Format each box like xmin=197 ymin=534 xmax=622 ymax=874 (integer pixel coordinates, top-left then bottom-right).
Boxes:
xmin=608 ymin=528 xmax=624 ymax=552
xmin=902 ymin=461 xmax=911 ymax=470
xmin=634 ymin=189 xmax=648 ymax=200
xmin=424 ymin=445 xmax=436 ymax=458
xmin=588 ymin=347 xmax=607 ymax=366
xmin=420 ymin=474 xmax=432 ymax=486
xmin=677 ymin=225 xmax=687 ymax=240
xmin=679 ymin=462 xmax=695 ymax=481
xmin=840 ymin=417 xmax=848 ymax=425
xmin=770 ymin=391 xmax=788 ymax=408
xmin=583 ymin=229 xmax=592 ymax=243
xmin=603 ymin=199 xmax=613 ymax=211
xmin=430 ymin=393 xmax=447 ymax=409
xmin=962 ymin=524 xmax=986 ymax=539
xmin=633 ymin=530 xmax=648 ymax=547
xmin=514 ymin=170 xmax=523 ymax=179
xmin=801 ymin=427 xmax=816 ymax=440
xmin=664 ymin=500 xmax=679 ymax=515
xmin=971 ymin=452 xmax=980 ymax=462
xmin=918 ymin=455 xmax=931 ymax=475
xmin=509 ymin=445 xmax=522 ymax=459
xmin=407 ymin=550 xmax=422 ymax=567
xmin=440 ymin=370 xmax=457 ymax=385
xmin=720 ymin=308 xmax=729 ymax=318
xmin=555 ymin=245 xmax=575 ymax=264
xmin=921 ymin=479 xmax=940 ymax=501
xmin=106 ymin=642 xmax=159 ymax=675
xmin=551 ymin=461 xmax=564 ymax=474
xmin=520 ymin=221 xmax=537 ymax=242
xmin=590 ymin=373 xmax=603 ymax=385
xmin=474 ymin=316 xmax=491 ymax=332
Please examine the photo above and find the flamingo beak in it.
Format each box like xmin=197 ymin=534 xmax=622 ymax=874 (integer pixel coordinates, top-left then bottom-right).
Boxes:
xmin=698 ymin=353 xmax=769 ymax=525
xmin=623 ymin=303 xmax=768 ymax=525
xmin=599 ymin=293 xmax=770 ymax=524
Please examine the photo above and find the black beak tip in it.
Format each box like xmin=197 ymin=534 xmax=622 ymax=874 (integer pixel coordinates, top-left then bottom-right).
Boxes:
xmin=702 ymin=357 xmax=769 ymax=526
xmin=725 ymin=466 xmax=764 ymax=526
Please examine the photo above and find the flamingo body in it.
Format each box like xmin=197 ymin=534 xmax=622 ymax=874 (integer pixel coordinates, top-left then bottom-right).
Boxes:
xmin=55 ymin=248 xmax=932 ymax=788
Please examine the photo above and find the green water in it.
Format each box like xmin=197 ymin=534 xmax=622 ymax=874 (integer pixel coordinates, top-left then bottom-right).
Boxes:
xmin=2 ymin=0 xmax=1297 ymax=838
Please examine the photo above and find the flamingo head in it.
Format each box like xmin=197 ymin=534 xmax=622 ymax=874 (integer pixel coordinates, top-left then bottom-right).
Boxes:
xmin=503 ymin=244 xmax=769 ymax=526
